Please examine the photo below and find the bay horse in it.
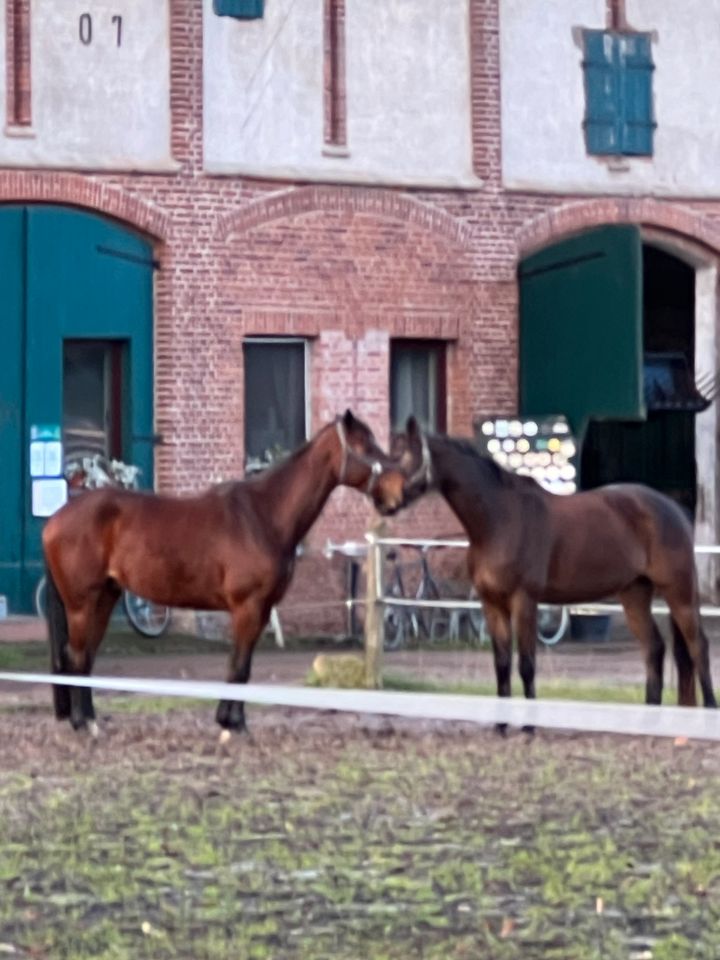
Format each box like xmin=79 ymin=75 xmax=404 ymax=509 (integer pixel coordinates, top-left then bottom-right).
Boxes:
xmin=372 ymin=416 xmax=717 ymax=720
xmin=44 ymin=410 xmax=389 ymax=735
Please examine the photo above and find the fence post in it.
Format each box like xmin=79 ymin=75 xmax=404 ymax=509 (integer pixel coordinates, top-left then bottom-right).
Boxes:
xmin=364 ymin=518 xmax=386 ymax=689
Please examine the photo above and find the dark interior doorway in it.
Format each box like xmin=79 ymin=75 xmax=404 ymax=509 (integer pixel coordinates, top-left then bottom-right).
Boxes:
xmin=581 ymin=245 xmax=697 ymax=516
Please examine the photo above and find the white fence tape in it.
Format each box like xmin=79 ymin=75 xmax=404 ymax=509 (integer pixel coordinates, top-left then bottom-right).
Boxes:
xmin=1 ymin=672 xmax=719 ymax=741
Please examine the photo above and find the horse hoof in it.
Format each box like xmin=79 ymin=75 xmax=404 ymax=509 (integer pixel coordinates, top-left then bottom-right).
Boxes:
xmin=495 ymin=723 xmax=508 ymax=738
xmin=87 ymin=720 xmax=100 ymax=739
xmin=521 ymin=725 xmax=536 ymax=738
xmin=219 ymin=729 xmax=232 ymax=745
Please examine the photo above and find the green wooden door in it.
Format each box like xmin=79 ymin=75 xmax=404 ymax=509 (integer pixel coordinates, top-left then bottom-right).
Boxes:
xmin=519 ymin=225 xmax=645 ymax=437
xmin=0 ymin=206 xmax=155 ymax=612
xmin=0 ymin=209 xmax=26 ymax=611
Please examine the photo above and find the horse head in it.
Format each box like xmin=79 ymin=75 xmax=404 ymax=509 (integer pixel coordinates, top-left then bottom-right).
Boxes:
xmin=334 ymin=409 xmax=397 ymax=497
xmin=371 ymin=415 xmax=434 ymax=516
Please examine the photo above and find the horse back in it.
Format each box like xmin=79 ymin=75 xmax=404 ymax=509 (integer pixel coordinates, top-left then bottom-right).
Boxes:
xmin=42 ymin=484 xmax=286 ymax=608
xmin=599 ymin=483 xmax=694 ymax=548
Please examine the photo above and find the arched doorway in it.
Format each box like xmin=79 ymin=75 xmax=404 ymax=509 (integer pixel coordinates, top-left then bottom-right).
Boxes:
xmin=581 ymin=245 xmax=698 ymax=515
xmin=519 ymin=227 xmax=708 ymax=519
xmin=0 ymin=206 xmax=155 ymax=613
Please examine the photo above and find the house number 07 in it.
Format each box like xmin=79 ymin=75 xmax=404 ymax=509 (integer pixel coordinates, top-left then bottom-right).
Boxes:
xmin=79 ymin=14 xmax=123 ymax=48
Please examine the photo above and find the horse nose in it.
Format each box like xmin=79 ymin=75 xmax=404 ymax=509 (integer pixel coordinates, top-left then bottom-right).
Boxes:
xmin=377 ymin=493 xmax=402 ymax=516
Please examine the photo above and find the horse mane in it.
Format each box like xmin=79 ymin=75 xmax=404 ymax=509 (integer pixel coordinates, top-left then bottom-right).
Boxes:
xmin=438 ymin=435 xmax=536 ymax=491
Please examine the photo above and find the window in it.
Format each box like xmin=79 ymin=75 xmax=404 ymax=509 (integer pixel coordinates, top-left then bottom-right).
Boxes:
xmin=63 ymin=340 xmax=125 ymax=469
xmin=213 ymin=0 xmax=264 ymax=19
xmin=390 ymin=340 xmax=446 ymax=433
xmin=582 ymin=30 xmax=655 ymax=157
xmin=244 ymin=339 xmax=308 ymax=472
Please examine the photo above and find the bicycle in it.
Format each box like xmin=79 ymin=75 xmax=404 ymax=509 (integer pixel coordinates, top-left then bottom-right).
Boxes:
xmin=323 ymin=540 xmax=436 ymax=651
xmin=35 ymin=453 xmax=171 ymax=639
xmin=382 ymin=544 xmax=459 ymax=649
xmin=536 ymin=604 xmax=570 ymax=646
xmin=382 ymin=545 xmax=570 ymax=649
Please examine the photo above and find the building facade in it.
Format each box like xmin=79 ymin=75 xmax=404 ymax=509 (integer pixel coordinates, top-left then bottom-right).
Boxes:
xmin=1 ymin=0 xmax=719 ymax=620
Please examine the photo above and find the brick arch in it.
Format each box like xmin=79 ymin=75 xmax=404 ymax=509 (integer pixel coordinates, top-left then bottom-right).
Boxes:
xmin=217 ymin=184 xmax=472 ymax=245
xmin=517 ymin=198 xmax=720 ymax=260
xmin=0 ymin=171 xmax=169 ymax=239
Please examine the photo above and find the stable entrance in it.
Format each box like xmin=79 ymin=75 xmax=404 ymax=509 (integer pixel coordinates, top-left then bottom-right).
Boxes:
xmin=519 ymin=226 xmax=703 ymax=517
xmin=0 ymin=207 xmax=155 ymax=613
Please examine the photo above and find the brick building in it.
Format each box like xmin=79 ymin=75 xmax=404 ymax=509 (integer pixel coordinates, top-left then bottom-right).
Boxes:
xmin=1 ymin=0 xmax=719 ymax=621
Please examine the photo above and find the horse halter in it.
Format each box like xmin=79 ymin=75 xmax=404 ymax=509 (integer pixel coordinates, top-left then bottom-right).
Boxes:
xmin=335 ymin=420 xmax=384 ymax=494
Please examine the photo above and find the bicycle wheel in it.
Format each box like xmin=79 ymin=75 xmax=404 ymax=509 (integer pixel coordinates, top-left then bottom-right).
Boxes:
xmin=537 ymin=605 xmax=569 ymax=646
xmin=381 ymin=553 xmax=411 ymax=650
xmin=34 ymin=575 xmax=47 ymax=620
xmin=383 ymin=603 xmax=408 ymax=650
xmin=123 ymin=591 xmax=171 ymax=638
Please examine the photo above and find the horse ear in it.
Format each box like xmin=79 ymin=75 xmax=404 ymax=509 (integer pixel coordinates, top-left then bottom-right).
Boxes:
xmin=342 ymin=409 xmax=357 ymax=432
xmin=406 ymin=415 xmax=420 ymax=438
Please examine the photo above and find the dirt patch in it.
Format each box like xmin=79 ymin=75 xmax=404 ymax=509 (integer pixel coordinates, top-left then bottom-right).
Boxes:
xmin=1 ymin=702 xmax=720 ymax=959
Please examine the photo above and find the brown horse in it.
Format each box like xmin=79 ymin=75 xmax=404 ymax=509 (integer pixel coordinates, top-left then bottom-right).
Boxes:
xmin=44 ymin=410 xmax=390 ymax=734
xmin=372 ymin=416 xmax=717 ymax=719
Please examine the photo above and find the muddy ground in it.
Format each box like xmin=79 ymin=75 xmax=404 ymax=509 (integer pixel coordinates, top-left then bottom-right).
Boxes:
xmin=1 ymin=632 xmax=720 ymax=959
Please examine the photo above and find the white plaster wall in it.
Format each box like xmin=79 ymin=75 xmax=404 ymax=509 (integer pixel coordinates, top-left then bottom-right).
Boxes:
xmin=501 ymin=0 xmax=720 ymax=197
xmin=694 ymin=264 xmax=719 ymax=598
xmin=203 ymin=0 xmax=478 ymax=187
xmin=0 ymin=0 xmax=173 ymax=171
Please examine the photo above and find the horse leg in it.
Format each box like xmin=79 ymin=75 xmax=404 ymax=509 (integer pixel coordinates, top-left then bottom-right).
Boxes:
xmin=65 ymin=584 xmax=119 ymax=733
xmin=619 ymin=581 xmax=665 ymax=705
xmin=511 ymin=593 xmax=537 ymax=701
xmin=666 ymin=599 xmax=716 ymax=707
xmin=670 ymin=618 xmax=698 ymax=707
xmin=483 ymin=600 xmax=512 ymax=735
xmin=216 ymin=600 xmax=267 ymax=734
xmin=697 ymin=627 xmax=717 ymax=708
xmin=511 ymin=593 xmax=538 ymax=735
xmin=45 ymin=564 xmax=72 ymax=719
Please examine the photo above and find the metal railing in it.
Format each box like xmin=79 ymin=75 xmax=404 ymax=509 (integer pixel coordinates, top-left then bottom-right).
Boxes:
xmin=365 ymin=535 xmax=720 ymax=623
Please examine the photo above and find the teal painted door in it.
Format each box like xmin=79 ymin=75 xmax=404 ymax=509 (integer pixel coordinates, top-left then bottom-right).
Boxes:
xmin=0 ymin=209 xmax=26 ymax=611
xmin=0 ymin=207 xmax=154 ymax=613
xmin=519 ymin=225 xmax=644 ymax=437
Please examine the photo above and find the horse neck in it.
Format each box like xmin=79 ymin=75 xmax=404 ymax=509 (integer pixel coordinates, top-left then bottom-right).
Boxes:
xmin=255 ymin=429 xmax=339 ymax=553
xmin=429 ymin=436 xmax=503 ymax=544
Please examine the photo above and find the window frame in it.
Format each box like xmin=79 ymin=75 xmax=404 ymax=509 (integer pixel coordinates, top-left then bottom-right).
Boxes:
xmin=390 ymin=339 xmax=447 ymax=435
xmin=243 ymin=336 xmax=310 ymax=472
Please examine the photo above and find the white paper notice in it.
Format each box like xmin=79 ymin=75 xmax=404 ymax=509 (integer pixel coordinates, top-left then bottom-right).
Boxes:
xmin=32 ymin=478 xmax=68 ymax=517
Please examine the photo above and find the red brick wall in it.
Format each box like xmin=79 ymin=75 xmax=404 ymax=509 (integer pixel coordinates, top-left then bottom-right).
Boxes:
xmin=6 ymin=0 xmax=720 ymax=633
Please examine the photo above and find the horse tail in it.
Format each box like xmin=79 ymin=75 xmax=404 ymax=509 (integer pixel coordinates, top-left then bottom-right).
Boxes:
xmin=45 ymin=565 xmax=71 ymax=719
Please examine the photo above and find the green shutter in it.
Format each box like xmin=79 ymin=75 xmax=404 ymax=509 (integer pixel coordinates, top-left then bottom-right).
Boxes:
xmin=0 ymin=209 xmax=26 ymax=611
xmin=619 ymin=34 xmax=655 ymax=155
xmin=583 ymin=30 xmax=654 ymax=157
xmin=213 ymin=0 xmax=264 ymax=18
xmin=583 ymin=31 xmax=620 ymax=155
xmin=519 ymin=225 xmax=644 ymax=438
